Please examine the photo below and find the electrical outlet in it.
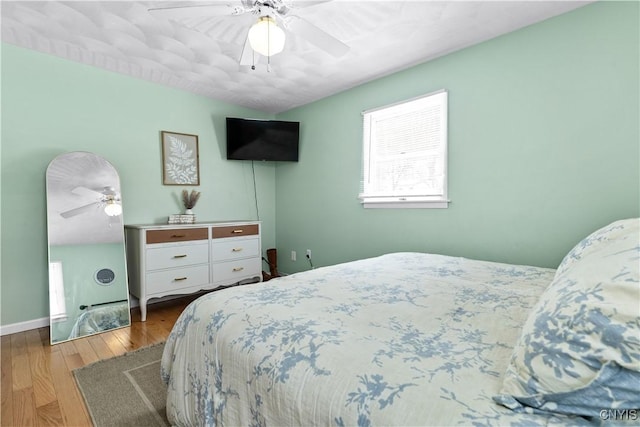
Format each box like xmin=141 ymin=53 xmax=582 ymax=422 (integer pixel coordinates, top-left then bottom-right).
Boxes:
xmin=291 ymin=251 xmax=297 ymax=261
xmin=306 ymin=249 xmax=312 ymax=258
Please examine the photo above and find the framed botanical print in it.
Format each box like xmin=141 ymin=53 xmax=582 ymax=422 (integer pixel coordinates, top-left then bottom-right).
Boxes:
xmin=161 ymin=131 xmax=200 ymax=185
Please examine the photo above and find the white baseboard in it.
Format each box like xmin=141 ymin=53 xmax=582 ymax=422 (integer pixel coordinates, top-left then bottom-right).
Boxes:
xmin=0 ymin=294 xmax=181 ymax=336
xmin=0 ymin=317 xmax=50 ymax=336
xmin=0 ymin=299 xmax=140 ymax=337
xmin=1 ymin=287 xmax=261 ymax=337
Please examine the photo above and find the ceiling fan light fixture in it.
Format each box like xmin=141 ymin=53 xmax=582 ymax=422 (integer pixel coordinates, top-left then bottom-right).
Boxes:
xmin=104 ymin=199 xmax=122 ymax=217
xmin=248 ymin=16 xmax=285 ymax=57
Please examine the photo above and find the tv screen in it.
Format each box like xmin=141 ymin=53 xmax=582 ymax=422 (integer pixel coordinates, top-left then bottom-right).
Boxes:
xmin=226 ymin=117 xmax=300 ymax=162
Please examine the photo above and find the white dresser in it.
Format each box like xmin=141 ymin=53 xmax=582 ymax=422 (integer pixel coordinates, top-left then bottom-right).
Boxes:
xmin=125 ymin=221 xmax=261 ymax=321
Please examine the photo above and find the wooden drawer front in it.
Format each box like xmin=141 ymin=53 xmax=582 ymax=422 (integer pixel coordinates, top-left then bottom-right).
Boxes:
xmin=211 ymin=224 xmax=259 ymax=239
xmin=211 ymin=238 xmax=260 ymax=262
xmin=146 ymin=265 xmax=209 ymax=296
xmin=212 ymin=258 xmax=261 ymax=284
xmin=146 ymin=228 xmax=208 ymax=244
xmin=146 ymin=243 xmax=208 ymax=271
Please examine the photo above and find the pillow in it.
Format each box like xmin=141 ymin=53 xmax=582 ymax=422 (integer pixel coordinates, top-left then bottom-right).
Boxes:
xmin=554 ymin=219 xmax=637 ymax=278
xmin=494 ymin=218 xmax=640 ymax=417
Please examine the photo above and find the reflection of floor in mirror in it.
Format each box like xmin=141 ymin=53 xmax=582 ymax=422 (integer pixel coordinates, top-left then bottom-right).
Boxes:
xmin=1 ymin=292 xmax=204 ymax=427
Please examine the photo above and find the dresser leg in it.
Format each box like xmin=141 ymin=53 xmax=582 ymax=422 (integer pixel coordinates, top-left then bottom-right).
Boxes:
xmin=140 ymin=301 xmax=147 ymax=322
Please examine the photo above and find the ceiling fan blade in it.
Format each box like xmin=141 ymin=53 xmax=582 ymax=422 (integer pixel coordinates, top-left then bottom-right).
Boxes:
xmin=270 ymin=0 xmax=333 ymax=16
xmin=284 ymin=15 xmax=349 ymax=57
xmin=148 ymin=4 xmax=245 ymax=20
xmin=71 ymin=186 xmax=103 ymax=198
xmin=60 ymin=202 xmax=99 ymax=219
xmin=239 ymin=29 xmax=254 ymax=66
xmin=284 ymin=0 xmax=334 ymax=11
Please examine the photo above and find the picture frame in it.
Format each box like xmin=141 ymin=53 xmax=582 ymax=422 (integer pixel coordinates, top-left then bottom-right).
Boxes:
xmin=161 ymin=131 xmax=200 ymax=186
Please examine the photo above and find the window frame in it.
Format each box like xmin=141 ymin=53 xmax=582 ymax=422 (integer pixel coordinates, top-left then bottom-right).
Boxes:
xmin=359 ymin=89 xmax=449 ymax=209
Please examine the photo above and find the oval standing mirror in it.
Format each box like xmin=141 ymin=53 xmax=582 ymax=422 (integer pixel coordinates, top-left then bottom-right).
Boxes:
xmin=46 ymin=152 xmax=130 ymax=344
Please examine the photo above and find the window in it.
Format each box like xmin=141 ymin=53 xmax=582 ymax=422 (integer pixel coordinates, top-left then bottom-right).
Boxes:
xmin=359 ymin=90 xmax=449 ymax=208
xmin=49 ymin=261 xmax=67 ymax=321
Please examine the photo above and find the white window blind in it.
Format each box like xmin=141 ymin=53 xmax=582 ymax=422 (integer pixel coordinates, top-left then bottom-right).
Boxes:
xmin=359 ymin=90 xmax=449 ymax=208
xmin=49 ymin=261 xmax=67 ymax=321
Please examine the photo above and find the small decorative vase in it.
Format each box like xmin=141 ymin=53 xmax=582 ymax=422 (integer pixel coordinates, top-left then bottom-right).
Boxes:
xmin=185 ymin=208 xmax=193 ymax=215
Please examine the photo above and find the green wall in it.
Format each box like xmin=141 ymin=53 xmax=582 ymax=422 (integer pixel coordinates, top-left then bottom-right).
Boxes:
xmin=276 ymin=1 xmax=639 ymax=273
xmin=1 ymin=45 xmax=276 ymax=326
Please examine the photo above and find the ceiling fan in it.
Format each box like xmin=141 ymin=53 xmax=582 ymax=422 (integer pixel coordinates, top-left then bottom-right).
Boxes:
xmin=148 ymin=0 xmax=349 ymax=66
xmin=60 ymin=186 xmax=122 ymax=219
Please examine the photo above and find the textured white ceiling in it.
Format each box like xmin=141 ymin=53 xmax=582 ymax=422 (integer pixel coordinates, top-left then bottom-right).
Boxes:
xmin=2 ymin=1 xmax=591 ymax=113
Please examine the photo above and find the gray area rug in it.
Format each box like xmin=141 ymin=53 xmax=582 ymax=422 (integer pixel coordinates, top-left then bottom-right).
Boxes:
xmin=73 ymin=343 xmax=169 ymax=427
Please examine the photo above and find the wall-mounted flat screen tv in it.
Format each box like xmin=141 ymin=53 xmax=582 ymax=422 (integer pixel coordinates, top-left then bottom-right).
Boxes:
xmin=226 ymin=117 xmax=300 ymax=162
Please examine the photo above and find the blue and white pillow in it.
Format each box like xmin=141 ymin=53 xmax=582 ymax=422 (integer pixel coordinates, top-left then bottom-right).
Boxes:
xmin=494 ymin=218 xmax=640 ymax=417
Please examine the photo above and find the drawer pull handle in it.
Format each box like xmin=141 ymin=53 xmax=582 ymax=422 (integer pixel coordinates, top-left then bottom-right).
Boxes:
xmin=171 ymin=234 xmax=186 ymax=238
xmin=232 ymin=229 xmax=244 ymax=234
xmin=173 ymin=254 xmax=187 ymax=258
xmin=174 ymin=277 xmax=188 ymax=281
xmin=232 ymin=267 xmax=244 ymax=272
xmin=232 ymin=248 xmax=243 ymax=252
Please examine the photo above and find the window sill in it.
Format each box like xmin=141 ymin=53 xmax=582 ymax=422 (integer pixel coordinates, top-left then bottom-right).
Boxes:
xmin=360 ymin=199 xmax=450 ymax=209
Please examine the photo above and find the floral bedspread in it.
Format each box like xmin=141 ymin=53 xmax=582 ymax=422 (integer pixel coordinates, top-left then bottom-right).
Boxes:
xmin=161 ymin=252 xmax=589 ymax=426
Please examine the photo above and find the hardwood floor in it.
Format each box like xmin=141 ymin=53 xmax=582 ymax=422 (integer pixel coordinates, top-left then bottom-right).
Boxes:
xmin=1 ymin=295 xmax=200 ymax=427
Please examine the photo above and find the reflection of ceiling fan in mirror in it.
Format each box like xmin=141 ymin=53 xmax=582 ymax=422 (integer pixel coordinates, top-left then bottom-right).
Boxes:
xmin=60 ymin=186 xmax=122 ymax=219
xmin=148 ymin=0 xmax=349 ymax=66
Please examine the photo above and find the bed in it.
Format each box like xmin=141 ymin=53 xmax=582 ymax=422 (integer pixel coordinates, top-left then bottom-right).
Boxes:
xmin=161 ymin=218 xmax=640 ymax=426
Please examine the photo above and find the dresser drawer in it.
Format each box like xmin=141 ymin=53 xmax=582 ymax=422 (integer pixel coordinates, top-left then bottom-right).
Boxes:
xmin=146 ymin=228 xmax=208 ymax=244
xmin=145 ymin=265 xmax=210 ymax=296
xmin=211 ymin=224 xmax=259 ymax=239
xmin=212 ymin=258 xmax=261 ymax=284
xmin=211 ymin=238 xmax=260 ymax=262
xmin=146 ymin=242 xmax=208 ymax=271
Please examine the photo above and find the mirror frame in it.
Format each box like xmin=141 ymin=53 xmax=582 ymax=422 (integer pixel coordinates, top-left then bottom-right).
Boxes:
xmin=45 ymin=151 xmax=131 ymax=344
